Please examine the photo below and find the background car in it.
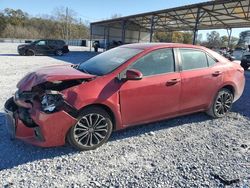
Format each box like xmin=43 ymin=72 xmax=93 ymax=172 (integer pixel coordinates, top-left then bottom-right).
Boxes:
xmin=5 ymin=43 xmax=245 ymax=151
xmin=232 ymin=47 xmax=247 ymax=61
xmin=92 ymin=39 xmax=123 ymax=52
xmin=241 ymin=52 xmax=250 ymax=70
xmin=17 ymin=39 xmax=69 ymax=56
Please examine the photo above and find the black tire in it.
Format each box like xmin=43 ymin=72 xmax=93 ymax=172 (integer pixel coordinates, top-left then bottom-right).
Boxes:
xmin=55 ymin=49 xmax=63 ymax=56
xmin=25 ymin=49 xmax=35 ymax=56
xmin=206 ymin=88 xmax=234 ymax=118
xmin=67 ymin=107 xmax=113 ymax=151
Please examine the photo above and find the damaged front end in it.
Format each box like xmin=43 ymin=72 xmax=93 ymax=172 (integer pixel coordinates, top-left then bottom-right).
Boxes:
xmin=4 ymin=78 xmax=88 ymax=147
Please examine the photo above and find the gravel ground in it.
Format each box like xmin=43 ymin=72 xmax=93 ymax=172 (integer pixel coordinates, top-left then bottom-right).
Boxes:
xmin=0 ymin=43 xmax=249 ymax=188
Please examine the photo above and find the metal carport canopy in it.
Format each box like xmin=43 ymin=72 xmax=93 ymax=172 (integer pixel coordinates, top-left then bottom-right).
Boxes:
xmin=90 ymin=0 xmax=250 ymax=45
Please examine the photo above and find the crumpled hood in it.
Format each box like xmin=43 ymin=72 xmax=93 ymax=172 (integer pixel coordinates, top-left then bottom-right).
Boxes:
xmin=17 ymin=64 xmax=96 ymax=91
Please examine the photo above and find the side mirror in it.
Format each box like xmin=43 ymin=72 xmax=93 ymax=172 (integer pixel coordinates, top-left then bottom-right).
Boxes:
xmin=124 ymin=69 xmax=143 ymax=81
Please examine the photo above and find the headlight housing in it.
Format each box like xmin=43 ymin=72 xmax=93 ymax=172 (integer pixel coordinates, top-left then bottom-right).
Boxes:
xmin=41 ymin=92 xmax=64 ymax=113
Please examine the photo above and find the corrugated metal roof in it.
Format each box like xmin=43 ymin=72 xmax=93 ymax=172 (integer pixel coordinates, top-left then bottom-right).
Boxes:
xmin=91 ymin=0 xmax=250 ymax=31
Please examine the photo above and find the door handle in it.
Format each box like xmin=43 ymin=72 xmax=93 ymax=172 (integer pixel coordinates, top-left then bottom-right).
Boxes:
xmin=166 ymin=78 xmax=180 ymax=86
xmin=212 ymin=71 xmax=222 ymax=76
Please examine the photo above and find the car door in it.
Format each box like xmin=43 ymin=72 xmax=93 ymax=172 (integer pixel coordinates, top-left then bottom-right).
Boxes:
xmin=178 ymin=48 xmax=223 ymax=113
xmin=119 ymin=48 xmax=181 ymax=127
xmin=35 ymin=40 xmax=50 ymax=54
xmin=47 ymin=40 xmax=57 ymax=54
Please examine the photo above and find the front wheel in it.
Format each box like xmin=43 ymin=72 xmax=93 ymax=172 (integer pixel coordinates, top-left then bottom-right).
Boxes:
xmin=206 ymin=88 xmax=234 ymax=118
xmin=67 ymin=107 xmax=113 ymax=151
xmin=25 ymin=49 xmax=35 ymax=56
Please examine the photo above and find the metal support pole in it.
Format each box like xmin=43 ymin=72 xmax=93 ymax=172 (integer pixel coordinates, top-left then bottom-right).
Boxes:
xmin=150 ymin=15 xmax=155 ymax=42
xmin=121 ymin=20 xmax=126 ymax=44
xmin=193 ymin=8 xmax=201 ymax=45
xmin=138 ymin=26 xmax=141 ymax=43
xmin=103 ymin=27 xmax=106 ymax=51
xmin=89 ymin=24 xmax=92 ymax=52
xmin=171 ymin=31 xmax=174 ymax=42
xmin=107 ymin=26 xmax=110 ymax=50
xmin=227 ymin=28 xmax=232 ymax=48
xmin=193 ymin=30 xmax=198 ymax=45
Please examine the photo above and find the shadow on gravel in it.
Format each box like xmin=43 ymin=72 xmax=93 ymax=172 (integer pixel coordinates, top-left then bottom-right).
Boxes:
xmin=110 ymin=112 xmax=210 ymax=142
xmin=0 ymin=110 xmax=210 ymax=170
xmin=51 ymin=51 xmax=99 ymax=64
xmin=0 ymin=112 xmax=76 ymax=171
xmin=0 ymin=54 xmax=19 ymax=56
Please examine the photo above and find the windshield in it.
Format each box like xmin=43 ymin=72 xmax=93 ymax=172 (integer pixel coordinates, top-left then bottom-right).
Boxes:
xmin=78 ymin=47 xmax=143 ymax=76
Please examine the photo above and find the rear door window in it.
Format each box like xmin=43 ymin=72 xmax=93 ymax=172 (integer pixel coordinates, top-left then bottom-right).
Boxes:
xmin=180 ymin=49 xmax=208 ymax=71
xmin=48 ymin=40 xmax=55 ymax=46
xmin=207 ymin=55 xmax=217 ymax=66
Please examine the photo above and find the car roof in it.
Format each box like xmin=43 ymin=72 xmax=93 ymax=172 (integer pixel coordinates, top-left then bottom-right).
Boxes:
xmin=35 ymin=39 xmax=64 ymax=41
xmin=121 ymin=42 xmax=230 ymax=63
xmin=121 ymin=43 xmax=206 ymax=50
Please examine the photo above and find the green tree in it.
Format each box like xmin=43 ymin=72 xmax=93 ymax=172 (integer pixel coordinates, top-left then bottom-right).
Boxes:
xmin=183 ymin=32 xmax=193 ymax=44
xmin=0 ymin=7 xmax=89 ymax=39
xmin=172 ymin=31 xmax=184 ymax=43
xmin=220 ymin=35 xmax=228 ymax=47
xmin=206 ymin=31 xmax=221 ymax=48
xmin=229 ymin=36 xmax=239 ymax=49
xmin=154 ymin=31 xmax=172 ymax=42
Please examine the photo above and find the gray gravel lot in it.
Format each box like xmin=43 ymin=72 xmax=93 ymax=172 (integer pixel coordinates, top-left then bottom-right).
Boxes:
xmin=0 ymin=43 xmax=249 ymax=187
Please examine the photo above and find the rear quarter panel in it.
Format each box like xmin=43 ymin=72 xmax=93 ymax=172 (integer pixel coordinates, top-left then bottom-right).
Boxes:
xmin=222 ymin=62 xmax=245 ymax=102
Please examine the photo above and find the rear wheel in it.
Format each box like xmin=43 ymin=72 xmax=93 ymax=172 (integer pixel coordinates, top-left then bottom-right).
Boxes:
xmin=67 ymin=107 xmax=113 ymax=151
xmin=206 ymin=88 xmax=234 ymax=118
xmin=25 ymin=49 xmax=35 ymax=56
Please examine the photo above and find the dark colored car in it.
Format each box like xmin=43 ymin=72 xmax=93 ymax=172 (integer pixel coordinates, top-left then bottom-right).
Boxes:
xmin=241 ymin=53 xmax=250 ymax=70
xmin=17 ymin=39 xmax=69 ymax=56
xmin=5 ymin=43 xmax=245 ymax=151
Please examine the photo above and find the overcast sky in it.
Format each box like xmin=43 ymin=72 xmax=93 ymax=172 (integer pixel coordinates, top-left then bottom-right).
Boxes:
xmin=1 ymin=0 xmax=249 ymax=39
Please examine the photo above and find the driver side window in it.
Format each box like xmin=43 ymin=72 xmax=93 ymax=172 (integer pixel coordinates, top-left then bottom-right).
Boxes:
xmin=129 ymin=48 xmax=175 ymax=77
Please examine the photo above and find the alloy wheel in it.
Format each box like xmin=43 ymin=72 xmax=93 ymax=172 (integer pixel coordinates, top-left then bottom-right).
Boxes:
xmin=56 ymin=50 xmax=63 ymax=56
xmin=73 ymin=113 xmax=109 ymax=147
xmin=214 ymin=91 xmax=233 ymax=116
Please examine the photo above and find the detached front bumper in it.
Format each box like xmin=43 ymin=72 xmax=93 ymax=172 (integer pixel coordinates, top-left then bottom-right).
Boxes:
xmin=4 ymin=97 xmax=77 ymax=147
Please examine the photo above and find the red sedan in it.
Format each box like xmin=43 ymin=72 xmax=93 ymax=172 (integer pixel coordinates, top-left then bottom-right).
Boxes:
xmin=4 ymin=43 xmax=245 ymax=150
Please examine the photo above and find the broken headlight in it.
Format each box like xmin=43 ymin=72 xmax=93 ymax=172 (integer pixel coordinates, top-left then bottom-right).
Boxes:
xmin=41 ymin=92 xmax=64 ymax=113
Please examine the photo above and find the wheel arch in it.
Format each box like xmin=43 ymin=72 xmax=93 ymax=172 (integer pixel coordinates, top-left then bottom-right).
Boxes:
xmin=208 ymin=84 xmax=236 ymax=110
xmin=221 ymin=84 xmax=235 ymax=97
xmin=25 ymin=48 xmax=35 ymax=55
xmin=78 ymin=103 xmax=117 ymax=130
